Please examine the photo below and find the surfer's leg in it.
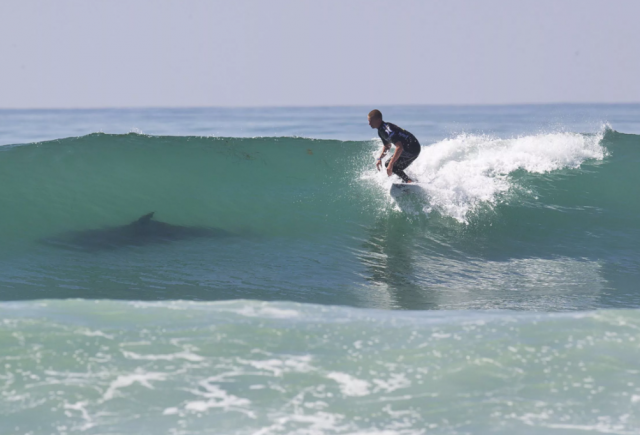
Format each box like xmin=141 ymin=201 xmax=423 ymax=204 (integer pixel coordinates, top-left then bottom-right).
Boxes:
xmin=390 ymin=153 xmax=418 ymax=183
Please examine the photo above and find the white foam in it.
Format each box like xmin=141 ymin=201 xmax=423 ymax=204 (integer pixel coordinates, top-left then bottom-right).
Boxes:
xmin=182 ymin=380 xmax=255 ymax=417
xmin=78 ymin=329 xmax=115 ymax=340
xmin=63 ymin=401 xmax=94 ymax=431
xmin=121 ymin=350 xmax=205 ymax=362
xmin=234 ymin=305 xmax=300 ymax=319
xmin=102 ymin=370 xmax=166 ymax=401
xmin=252 ymin=411 xmax=346 ymax=435
xmin=184 ymin=385 xmax=251 ymax=413
xmin=326 ymin=372 xmax=371 ymax=397
xmin=242 ymin=355 xmax=314 ymax=377
xmin=370 ymin=130 xmax=606 ymax=222
xmin=373 ymin=373 xmax=411 ymax=393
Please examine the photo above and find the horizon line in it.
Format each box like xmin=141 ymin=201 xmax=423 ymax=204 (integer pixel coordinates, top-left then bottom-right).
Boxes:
xmin=2 ymin=101 xmax=640 ymax=111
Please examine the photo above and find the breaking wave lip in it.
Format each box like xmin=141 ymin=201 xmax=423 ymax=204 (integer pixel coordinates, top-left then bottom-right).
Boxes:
xmin=0 ymin=131 xmax=347 ymax=148
xmin=365 ymin=126 xmax=609 ymax=222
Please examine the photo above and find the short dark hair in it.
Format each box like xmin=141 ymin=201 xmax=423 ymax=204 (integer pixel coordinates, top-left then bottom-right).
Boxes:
xmin=368 ymin=109 xmax=382 ymax=120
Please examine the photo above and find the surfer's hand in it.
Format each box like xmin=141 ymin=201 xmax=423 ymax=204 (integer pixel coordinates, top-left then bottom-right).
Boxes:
xmin=386 ymin=164 xmax=393 ymax=176
xmin=376 ymin=158 xmax=383 ymax=171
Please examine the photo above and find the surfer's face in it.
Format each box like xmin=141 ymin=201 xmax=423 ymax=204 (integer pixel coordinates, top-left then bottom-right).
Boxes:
xmin=368 ymin=116 xmax=382 ymax=129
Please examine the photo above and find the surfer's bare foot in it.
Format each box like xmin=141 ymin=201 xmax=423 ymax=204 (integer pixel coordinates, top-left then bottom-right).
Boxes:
xmin=406 ymin=179 xmax=413 ymax=183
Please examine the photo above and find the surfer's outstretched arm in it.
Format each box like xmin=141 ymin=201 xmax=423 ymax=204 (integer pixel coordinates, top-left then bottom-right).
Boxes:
xmin=376 ymin=144 xmax=390 ymax=171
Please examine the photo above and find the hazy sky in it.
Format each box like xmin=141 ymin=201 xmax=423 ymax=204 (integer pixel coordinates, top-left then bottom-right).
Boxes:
xmin=1 ymin=0 xmax=639 ymax=108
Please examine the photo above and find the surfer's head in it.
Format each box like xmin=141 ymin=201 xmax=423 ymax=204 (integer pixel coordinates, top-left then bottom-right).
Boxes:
xmin=368 ymin=110 xmax=383 ymax=129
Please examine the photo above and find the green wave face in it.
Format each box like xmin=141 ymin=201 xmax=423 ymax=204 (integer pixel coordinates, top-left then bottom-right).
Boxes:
xmin=1 ymin=129 xmax=639 ymax=308
xmin=0 ymin=134 xmax=376 ymax=243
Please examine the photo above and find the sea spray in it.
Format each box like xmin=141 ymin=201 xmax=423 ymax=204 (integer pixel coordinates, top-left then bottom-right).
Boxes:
xmin=367 ymin=129 xmax=607 ymax=222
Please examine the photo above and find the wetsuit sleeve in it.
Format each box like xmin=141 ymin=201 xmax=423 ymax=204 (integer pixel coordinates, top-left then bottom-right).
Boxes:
xmin=378 ymin=131 xmax=390 ymax=147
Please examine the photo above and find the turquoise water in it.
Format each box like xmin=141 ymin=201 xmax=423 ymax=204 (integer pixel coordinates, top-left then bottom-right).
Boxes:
xmin=2 ymin=300 xmax=639 ymax=435
xmin=1 ymin=106 xmax=640 ymax=433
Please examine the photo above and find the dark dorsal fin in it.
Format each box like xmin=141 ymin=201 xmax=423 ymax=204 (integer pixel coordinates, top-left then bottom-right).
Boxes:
xmin=135 ymin=212 xmax=155 ymax=225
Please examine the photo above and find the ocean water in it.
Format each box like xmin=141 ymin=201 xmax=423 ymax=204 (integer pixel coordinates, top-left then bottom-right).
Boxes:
xmin=1 ymin=105 xmax=640 ymax=434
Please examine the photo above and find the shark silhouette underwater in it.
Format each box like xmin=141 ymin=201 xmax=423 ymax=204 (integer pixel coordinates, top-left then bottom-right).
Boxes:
xmin=40 ymin=212 xmax=230 ymax=251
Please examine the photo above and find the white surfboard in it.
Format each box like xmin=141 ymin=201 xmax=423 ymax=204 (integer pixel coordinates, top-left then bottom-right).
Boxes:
xmin=390 ymin=183 xmax=423 ymax=196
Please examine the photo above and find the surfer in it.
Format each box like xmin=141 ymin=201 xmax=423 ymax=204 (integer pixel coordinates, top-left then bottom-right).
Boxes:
xmin=368 ymin=109 xmax=421 ymax=183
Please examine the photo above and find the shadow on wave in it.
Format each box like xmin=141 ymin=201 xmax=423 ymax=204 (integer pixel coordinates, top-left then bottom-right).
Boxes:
xmin=40 ymin=212 xmax=231 ymax=251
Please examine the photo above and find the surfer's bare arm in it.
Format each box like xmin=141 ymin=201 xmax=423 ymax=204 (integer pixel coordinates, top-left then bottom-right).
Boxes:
xmin=386 ymin=142 xmax=404 ymax=176
xmin=376 ymin=144 xmax=391 ymax=171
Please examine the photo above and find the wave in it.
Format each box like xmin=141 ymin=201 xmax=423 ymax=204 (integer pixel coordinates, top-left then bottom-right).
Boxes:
xmin=2 ymin=128 xmax=639 ymax=307
xmin=0 ymin=134 xmax=370 ymax=243
xmin=0 ymin=127 xmax=622 ymax=236
xmin=381 ymin=128 xmax=607 ymax=221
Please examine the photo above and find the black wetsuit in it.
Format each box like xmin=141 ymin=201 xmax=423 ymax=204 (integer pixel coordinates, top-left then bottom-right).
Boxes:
xmin=378 ymin=122 xmax=421 ymax=183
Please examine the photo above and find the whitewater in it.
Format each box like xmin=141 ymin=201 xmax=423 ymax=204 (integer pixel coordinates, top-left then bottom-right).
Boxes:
xmin=1 ymin=105 xmax=640 ymax=434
